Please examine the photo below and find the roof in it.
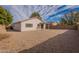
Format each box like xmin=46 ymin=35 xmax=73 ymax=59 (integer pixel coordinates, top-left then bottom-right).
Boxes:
xmin=13 ymin=17 xmax=44 ymax=24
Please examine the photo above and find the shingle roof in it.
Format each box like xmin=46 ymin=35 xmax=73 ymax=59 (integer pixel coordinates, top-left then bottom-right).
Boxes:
xmin=13 ymin=17 xmax=44 ymax=24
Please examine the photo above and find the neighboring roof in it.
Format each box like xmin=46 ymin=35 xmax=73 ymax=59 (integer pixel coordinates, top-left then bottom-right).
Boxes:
xmin=13 ymin=17 xmax=44 ymax=24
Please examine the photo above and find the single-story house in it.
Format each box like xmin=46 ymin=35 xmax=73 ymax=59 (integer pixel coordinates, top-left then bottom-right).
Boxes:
xmin=12 ymin=17 xmax=49 ymax=31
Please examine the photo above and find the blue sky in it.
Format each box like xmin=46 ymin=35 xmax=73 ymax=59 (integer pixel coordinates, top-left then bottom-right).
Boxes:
xmin=2 ymin=5 xmax=79 ymax=23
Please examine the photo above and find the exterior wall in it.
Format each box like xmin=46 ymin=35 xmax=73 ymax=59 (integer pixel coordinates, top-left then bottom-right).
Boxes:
xmin=12 ymin=22 xmax=21 ymax=31
xmin=77 ymin=23 xmax=79 ymax=30
xmin=77 ymin=25 xmax=79 ymax=30
xmin=21 ymin=18 xmax=42 ymax=31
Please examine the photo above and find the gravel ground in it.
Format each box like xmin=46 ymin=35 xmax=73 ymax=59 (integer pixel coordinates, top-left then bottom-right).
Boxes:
xmin=0 ymin=29 xmax=79 ymax=53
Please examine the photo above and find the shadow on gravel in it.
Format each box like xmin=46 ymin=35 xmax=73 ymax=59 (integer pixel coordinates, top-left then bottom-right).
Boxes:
xmin=19 ymin=30 xmax=79 ymax=53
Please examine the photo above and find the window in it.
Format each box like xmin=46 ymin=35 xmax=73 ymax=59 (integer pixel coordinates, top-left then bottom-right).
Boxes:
xmin=25 ymin=23 xmax=33 ymax=27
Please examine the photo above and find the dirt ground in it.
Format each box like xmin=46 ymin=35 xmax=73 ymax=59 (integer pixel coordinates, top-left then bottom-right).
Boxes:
xmin=0 ymin=29 xmax=79 ymax=53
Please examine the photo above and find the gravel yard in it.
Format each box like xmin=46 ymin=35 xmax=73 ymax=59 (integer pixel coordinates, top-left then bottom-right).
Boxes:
xmin=0 ymin=29 xmax=79 ymax=53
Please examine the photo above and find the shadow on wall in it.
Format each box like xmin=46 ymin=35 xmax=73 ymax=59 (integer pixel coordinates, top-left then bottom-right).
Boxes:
xmin=19 ymin=30 xmax=79 ymax=53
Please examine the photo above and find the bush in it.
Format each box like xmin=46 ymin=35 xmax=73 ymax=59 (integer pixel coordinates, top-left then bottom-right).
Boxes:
xmin=0 ymin=6 xmax=13 ymax=26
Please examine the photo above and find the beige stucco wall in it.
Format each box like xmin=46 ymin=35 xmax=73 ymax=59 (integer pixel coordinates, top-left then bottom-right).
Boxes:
xmin=21 ymin=18 xmax=42 ymax=31
xmin=17 ymin=18 xmax=42 ymax=31
xmin=12 ymin=18 xmax=43 ymax=31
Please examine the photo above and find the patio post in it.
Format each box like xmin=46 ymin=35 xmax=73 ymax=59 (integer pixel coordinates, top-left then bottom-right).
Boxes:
xmin=43 ymin=24 xmax=46 ymax=29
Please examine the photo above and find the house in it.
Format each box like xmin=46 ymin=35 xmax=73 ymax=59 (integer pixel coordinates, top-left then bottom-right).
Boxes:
xmin=12 ymin=17 xmax=48 ymax=31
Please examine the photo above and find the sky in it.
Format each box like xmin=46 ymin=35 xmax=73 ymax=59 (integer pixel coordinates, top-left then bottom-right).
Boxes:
xmin=2 ymin=5 xmax=79 ymax=23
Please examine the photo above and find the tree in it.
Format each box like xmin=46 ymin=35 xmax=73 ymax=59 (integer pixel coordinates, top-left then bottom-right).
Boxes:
xmin=30 ymin=12 xmax=42 ymax=20
xmin=60 ymin=11 xmax=79 ymax=25
xmin=0 ymin=6 xmax=13 ymax=26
